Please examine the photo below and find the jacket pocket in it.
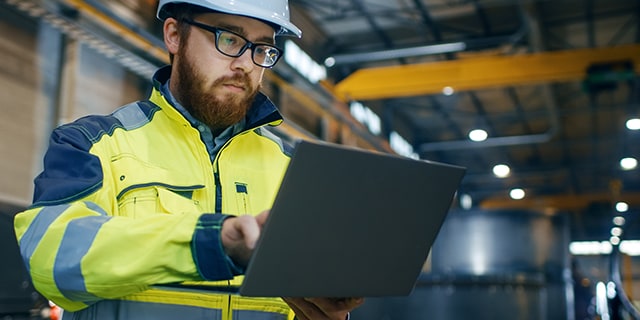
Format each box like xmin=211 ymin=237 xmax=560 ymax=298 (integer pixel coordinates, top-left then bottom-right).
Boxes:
xmin=234 ymin=182 xmax=252 ymax=215
xmin=112 ymin=154 xmax=205 ymax=217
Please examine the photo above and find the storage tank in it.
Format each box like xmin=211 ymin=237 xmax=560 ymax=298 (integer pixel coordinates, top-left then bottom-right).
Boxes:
xmin=351 ymin=209 xmax=572 ymax=320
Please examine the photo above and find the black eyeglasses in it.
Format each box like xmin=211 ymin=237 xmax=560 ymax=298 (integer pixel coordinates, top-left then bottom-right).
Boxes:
xmin=183 ymin=19 xmax=283 ymax=68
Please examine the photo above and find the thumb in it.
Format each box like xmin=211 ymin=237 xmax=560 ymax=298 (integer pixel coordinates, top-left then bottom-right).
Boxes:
xmin=255 ymin=210 xmax=270 ymax=227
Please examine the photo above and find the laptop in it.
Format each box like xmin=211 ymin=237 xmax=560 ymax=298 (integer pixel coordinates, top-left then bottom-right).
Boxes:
xmin=236 ymin=140 xmax=466 ymax=297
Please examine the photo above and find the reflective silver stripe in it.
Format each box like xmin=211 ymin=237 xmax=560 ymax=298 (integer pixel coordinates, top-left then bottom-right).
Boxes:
xmin=54 ymin=215 xmax=110 ymax=303
xmin=85 ymin=201 xmax=107 ymax=216
xmin=113 ymin=102 xmax=150 ymax=130
xmin=19 ymin=204 xmax=70 ymax=272
xmin=62 ymin=300 xmax=223 ymax=320
xmin=233 ymin=310 xmax=289 ymax=320
xmin=256 ymin=127 xmax=288 ymax=155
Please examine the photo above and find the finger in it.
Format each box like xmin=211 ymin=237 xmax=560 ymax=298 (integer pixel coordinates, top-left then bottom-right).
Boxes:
xmin=304 ymin=298 xmax=349 ymax=320
xmin=342 ymin=297 xmax=364 ymax=308
xmin=255 ymin=210 xmax=269 ymax=227
xmin=305 ymin=297 xmax=364 ymax=313
xmin=235 ymin=215 xmax=260 ymax=250
xmin=283 ymin=297 xmax=313 ymax=320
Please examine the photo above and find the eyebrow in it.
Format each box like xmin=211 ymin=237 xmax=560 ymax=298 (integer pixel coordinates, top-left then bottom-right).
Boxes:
xmin=217 ymin=23 xmax=275 ymax=45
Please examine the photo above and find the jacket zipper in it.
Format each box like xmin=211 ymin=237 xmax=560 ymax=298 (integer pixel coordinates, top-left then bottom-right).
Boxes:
xmin=214 ymin=170 xmax=222 ymax=213
xmin=212 ymin=134 xmax=243 ymax=320
xmin=210 ymin=125 xmax=278 ymax=319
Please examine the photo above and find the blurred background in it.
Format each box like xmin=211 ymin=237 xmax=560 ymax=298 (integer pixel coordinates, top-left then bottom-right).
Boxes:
xmin=0 ymin=0 xmax=638 ymax=319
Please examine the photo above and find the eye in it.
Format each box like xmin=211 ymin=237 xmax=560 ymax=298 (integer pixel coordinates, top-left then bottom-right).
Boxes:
xmin=254 ymin=46 xmax=266 ymax=56
xmin=218 ymin=31 xmax=242 ymax=48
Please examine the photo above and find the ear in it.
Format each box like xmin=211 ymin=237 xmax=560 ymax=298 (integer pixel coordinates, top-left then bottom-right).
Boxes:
xmin=163 ymin=18 xmax=181 ymax=55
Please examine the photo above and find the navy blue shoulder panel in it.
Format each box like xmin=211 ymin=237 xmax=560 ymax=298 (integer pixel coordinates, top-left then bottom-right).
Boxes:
xmin=32 ymin=101 xmax=160 ymax=207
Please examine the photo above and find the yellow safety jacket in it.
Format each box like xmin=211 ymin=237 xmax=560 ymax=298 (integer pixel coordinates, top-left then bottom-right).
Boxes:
xmin=14 ymin=66 xmax=295 ymax=319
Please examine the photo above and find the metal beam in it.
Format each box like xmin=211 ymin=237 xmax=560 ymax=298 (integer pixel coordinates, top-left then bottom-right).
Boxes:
xmin=333 ymin=43 xmax=640 ymax=101
xmin=411 ymin=0 xmax=442 ymax=41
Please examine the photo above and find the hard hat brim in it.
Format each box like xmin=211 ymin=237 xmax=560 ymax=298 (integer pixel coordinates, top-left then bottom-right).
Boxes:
xmin=157 ymin=0 xmax=302 ymax=38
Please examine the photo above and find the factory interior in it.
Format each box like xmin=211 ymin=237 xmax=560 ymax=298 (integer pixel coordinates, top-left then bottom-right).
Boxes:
xmin=0 ymin=0 xmax=639 ymax=319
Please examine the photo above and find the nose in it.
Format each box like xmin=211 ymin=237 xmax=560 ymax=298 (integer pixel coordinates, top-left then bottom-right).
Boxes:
xmin=230 ymin=48 xmax=255 ymax=73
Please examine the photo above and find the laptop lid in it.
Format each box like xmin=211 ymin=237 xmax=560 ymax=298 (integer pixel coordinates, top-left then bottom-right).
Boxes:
xmin=239 ymin=140 xmax=465 ymax=297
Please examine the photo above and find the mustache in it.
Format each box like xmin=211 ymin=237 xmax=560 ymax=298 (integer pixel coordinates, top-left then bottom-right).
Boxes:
xmin=213 ymin=73 xmax=252 ymax=89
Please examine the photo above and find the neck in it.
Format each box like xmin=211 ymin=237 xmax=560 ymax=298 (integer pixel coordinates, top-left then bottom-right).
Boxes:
xmin=210 ymin=126 xmax=227 ymax=138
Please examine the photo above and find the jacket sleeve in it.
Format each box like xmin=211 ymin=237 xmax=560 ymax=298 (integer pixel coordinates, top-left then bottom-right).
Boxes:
xmin=13 ymin=122 xmax=235 ymax=311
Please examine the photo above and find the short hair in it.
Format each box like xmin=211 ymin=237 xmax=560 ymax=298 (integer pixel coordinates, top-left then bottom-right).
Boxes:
xmin=162 ymin=4 xmax=210 ymax=63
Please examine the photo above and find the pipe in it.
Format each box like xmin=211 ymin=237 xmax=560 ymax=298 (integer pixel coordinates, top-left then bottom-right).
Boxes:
xmin=326 ymin=42 xmax=466 ymax=66
xmin=325 ymin=26 xmax=527 ymax=66
xmin=419 ymin=129 xmax=556 ymax=152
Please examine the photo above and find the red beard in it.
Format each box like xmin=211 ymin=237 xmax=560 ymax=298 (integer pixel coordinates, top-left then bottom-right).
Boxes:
xmin=174 ymin=44 xmax=259 ymax=132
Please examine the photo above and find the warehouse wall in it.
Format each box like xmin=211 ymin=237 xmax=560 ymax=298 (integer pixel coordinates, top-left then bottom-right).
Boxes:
xmin=0 ymin=14 xmax=40 ymax=207
xmin=0 ymin=4 xmax=148 ymax=315
xmin=0 ymin=20 xmax=148 ymax=209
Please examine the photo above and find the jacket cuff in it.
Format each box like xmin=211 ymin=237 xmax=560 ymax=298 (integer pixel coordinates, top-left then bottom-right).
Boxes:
xmin=191 ymin=213 xmax=241 ymax=280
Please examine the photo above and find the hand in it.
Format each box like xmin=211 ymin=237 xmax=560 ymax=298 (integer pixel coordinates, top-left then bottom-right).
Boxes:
xmin=283 ymin=297 xmax=364 ymax=320
xmin=220 ymin=210 xmax=269 ymax=268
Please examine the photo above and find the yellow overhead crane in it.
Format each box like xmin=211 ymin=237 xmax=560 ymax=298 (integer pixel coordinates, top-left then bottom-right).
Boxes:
xmin=333 ymin=44 xmax=640 ymax=212
xmin=334 ymin=43 xmax=640 ymax=101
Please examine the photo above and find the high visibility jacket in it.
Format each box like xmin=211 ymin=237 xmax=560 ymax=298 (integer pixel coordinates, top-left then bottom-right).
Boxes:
xmin=14 ymin=66 xmax=295 ymax=319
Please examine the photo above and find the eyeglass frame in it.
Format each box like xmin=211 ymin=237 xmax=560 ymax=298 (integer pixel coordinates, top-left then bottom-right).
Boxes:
xmin=182 ymin=18 xmax=283 ymax=68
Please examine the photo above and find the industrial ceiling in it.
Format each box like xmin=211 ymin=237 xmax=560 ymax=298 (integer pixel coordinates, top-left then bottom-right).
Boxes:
xmin=287 ymin=0 xmax=640 ymax=241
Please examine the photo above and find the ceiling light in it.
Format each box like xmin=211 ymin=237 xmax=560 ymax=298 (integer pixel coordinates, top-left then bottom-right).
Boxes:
xmin=620 ymin=157 xmax=638 ymax=170
xmin=596 ymin=282 xmax=609 ymax=316
xmin=509 ymin=188 xmax=525 ymax=200
xmin=606 ymin=281 xmax=617 ymax=299
xmin=610 ymin=236 xmax=621 ymax=245
xmin=626 ymin=118 xmax=640 ymax=130
xmin=569 ymin=240 xmax=640 ymax=256
xmin=570 ymin=241 xmax=612 ymax=255
xmin=324 ymin=57 xmax=335 ymax=68
xmin=611 ymin=227 xmax=623 ymax=237
xmin=459 ymin=193 xmax=472 ymax=210
xmin=442 ymin=86 xmax=454 ymax=96
xmin=613 ymin=216 xmax=626 ymax=226
xmin=615 ymin=201 xmax=628 ymax=212
xmin=620 ymin=240 xmax=640 ymax=256
xmin=469 ymin=129 xmax=488 ymax=142
xmin=492 ymin=164 xmax=510 ymax=178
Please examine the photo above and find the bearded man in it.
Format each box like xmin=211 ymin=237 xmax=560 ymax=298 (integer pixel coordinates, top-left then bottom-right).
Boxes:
xmin=14 ymin=1 xmax=362 ymax=319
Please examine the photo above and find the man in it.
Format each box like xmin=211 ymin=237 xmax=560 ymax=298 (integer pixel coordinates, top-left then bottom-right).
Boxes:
xmin=13 ymin=0 xmax=363 ymax=319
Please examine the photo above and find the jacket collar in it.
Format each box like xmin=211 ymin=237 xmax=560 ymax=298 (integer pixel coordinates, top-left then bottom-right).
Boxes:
xmin=151 ymin=65 xmax=283 ymax=131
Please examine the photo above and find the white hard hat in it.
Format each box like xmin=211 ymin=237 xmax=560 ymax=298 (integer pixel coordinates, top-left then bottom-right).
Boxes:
xmin=157 ymin=0 xmax=301 ymax=38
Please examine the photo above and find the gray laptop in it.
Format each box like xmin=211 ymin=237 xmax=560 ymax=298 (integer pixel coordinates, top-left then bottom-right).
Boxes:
xmin=237 ymin=140 xmax=465 ymax=297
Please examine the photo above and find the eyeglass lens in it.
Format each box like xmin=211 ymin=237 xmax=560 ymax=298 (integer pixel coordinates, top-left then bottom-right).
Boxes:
xmin=216 ymin=31 xmax=280 ymax=67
